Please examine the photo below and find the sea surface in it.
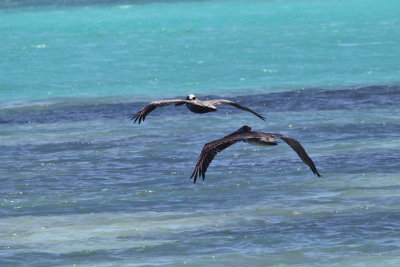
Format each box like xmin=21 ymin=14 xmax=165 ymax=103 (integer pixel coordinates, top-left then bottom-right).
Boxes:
xmin=1 ymin=0 xmax=400 ymax=266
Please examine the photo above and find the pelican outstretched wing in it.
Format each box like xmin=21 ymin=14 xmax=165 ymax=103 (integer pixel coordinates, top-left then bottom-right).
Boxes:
xmin=205 ymin=99 xmax=266 ymax=121
xmin=190 ymin=132 xmax=254 ymax=183
xmin=131 ymin=99 xmax=189 ymax=124
xmin=272 ymin=134 xmax=322 ymax=177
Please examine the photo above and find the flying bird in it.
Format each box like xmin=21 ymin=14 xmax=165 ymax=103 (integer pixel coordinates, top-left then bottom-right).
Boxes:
xmin=131 ymin=94 xmax=265 ymax=124
xmin=191 ymin=125 xmax=321 ymax=183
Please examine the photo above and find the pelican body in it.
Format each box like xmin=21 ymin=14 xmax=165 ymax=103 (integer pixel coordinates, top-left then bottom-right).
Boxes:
xmin=132 ymin=94 xmax=265 ymax=124
xmin=182 ymin=95 xmax=217 ymax=114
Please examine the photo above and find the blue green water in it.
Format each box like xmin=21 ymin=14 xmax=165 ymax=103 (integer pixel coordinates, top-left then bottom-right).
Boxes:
xmin=1 ymin=0 xmax=400 ymax=266
xmin=1 ymin=0 xmax=400 ymax=103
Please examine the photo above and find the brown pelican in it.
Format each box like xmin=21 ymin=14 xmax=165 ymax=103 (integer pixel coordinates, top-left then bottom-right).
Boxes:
xmin=132 ymin=94 xmax=265 ymax=124
xmin=191 ymin=125 xmax=321 ymax=183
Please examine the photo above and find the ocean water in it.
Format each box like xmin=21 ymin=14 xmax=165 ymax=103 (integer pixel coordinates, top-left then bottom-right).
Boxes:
xmin=1 ymin=0 xmax=400 ymax=266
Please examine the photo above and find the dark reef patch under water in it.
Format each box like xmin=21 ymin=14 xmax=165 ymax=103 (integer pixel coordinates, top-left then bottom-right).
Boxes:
xmin=1 ymin=84 xmax=399 ymax=125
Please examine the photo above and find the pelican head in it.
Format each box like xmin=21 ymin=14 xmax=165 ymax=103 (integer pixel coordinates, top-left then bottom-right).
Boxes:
xmin=239 ymin=125 xmax=252 ymax=133
xmin=186 ymin=94 xmax=197 ymax=101
xmin=227 ymin=125 xmax=252 ymax=137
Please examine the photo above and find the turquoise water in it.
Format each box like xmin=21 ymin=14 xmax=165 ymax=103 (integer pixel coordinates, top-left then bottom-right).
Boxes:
xmin=1 ymin=0 xmax=399 ymax=102
xmin=1 ymin=0 xmax=400 ymax=266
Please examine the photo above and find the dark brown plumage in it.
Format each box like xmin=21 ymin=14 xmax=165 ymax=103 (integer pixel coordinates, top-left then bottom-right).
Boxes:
xmin=131 ymin=94 xmax=265 ymax=124
xmin=191 ymin=125 xmax=321 ymax=183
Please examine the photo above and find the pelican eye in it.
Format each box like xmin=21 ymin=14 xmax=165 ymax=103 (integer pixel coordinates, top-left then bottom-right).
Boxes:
xmin=192 ymin=96 xmax=196 ymax=100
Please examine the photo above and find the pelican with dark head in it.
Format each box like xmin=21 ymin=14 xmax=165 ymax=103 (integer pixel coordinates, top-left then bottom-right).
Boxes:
xmin=190 ymin=125 xmax=322 ymax=183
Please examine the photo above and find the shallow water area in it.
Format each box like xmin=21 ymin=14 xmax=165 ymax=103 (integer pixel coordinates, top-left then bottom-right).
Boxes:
xmin=2 ymin=86 xmax=400 ymax=266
